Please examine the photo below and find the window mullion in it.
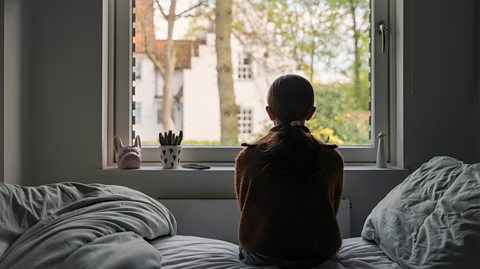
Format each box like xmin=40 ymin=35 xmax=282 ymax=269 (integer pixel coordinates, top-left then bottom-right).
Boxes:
xmin=114 ymin=0 xmax=133 ymax=148
xmin=371 ymin=0 xmax=391 ymax=162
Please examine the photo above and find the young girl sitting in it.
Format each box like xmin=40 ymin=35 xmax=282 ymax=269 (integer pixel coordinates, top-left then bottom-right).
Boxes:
xmin=235 ymin=74 xmax=344 ymax=269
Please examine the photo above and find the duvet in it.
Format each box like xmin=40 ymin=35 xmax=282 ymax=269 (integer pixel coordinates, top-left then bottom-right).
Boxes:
xmin=0 ymin=182 xmax=176 ymax=269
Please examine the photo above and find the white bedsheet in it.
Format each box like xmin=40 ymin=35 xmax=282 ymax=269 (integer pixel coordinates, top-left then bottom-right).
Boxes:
xmin=151 ymin=235 xmax=400 ymax=269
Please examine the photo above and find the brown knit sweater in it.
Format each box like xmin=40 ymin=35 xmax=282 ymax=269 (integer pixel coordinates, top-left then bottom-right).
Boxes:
xmin=234 ymin=144 xmax=344 ymax=260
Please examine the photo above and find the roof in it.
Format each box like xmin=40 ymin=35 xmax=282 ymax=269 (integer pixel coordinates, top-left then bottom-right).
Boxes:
xmin=154 ymin=39 xmax=205 ymax=69
xmin=133 ymin=0 xmax=205 ymax=70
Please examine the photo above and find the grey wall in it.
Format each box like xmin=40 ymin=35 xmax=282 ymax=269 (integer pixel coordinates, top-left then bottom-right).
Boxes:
xmin=0 ymin=0 xmax=4 ymax=181
xmin=4 ymin=0 xmax=31 ymax=184
xmin=402 ymin=0 xmax=478 ymax=170
xmin=473 ymin=0 xmax=480 ymax=161
xmin=30 ymin=0 xmax=104 ymax=183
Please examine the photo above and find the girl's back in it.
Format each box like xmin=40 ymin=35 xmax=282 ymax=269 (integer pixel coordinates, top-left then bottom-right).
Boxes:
xmin=234 ymin=74 xmax=344 ymax=265
xmin=235 ymin=140 xmax=343 ymax=260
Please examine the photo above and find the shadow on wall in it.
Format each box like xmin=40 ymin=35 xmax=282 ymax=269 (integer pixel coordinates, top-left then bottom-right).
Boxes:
xmin=472 ymin=0 xmax=480 ymax=162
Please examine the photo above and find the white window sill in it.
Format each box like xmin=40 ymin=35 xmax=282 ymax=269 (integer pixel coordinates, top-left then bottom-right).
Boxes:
xmin=100 ymin=163 xmax=407 ymax=173
xmin=93 ymin=163 xmax=410 ymax=200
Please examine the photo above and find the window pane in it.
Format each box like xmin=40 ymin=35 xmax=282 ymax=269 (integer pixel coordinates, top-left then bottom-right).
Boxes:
xmin=133 ymin=0 xmax=371 ymax=146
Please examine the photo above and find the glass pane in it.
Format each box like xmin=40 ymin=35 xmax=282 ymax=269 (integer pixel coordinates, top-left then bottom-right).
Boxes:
xmin=133 ymin=0 xmax=371 ymax=146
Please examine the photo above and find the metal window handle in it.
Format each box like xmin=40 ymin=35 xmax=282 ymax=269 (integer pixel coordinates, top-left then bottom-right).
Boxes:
xmin=378 ymin=22 xmax=388 ymax=53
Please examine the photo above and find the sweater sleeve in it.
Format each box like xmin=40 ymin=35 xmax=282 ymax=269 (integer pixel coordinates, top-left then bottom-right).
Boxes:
xmin=332 ymin=150 xmax=344 ymax=215
xmin=234 ymin=148 xmax=249 ymax=209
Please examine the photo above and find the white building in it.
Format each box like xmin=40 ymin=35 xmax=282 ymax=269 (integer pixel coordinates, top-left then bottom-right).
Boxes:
xmin=133 ymin=2 xmax=301 ymax=144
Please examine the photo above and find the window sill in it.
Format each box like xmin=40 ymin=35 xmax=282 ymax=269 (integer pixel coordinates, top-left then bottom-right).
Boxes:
xmin=93 ymin=163 xmax=409 ymax=200
xmin=100 ymin=162 xmax=407 ymax=173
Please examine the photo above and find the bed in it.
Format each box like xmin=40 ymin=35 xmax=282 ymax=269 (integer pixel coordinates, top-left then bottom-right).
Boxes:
xmin=150 ymin=235 xmax=399 ymax=269
xmin=0 ymin=156 xmax=478 ymax=269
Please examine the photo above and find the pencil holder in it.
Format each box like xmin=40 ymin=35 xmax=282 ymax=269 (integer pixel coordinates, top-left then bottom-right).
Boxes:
xmin=158 ymin=130 xmax=183 ymax=169
xmin=160 ymin=145 xmax=182 ymax=169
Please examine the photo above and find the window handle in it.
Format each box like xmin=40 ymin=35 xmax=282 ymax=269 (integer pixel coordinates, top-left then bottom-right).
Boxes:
xmin=378 ymin=22 xmax=388 ymax=53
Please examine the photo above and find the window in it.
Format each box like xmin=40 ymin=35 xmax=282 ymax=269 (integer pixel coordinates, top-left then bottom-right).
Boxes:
xmin=133 ymin=102 xmax=142 ymax=125
xmin=111 ymin=0 xmax=393 ymax=164
xmin=237 ymin=107 xmax=253 ymax=140
xmin=237 ymin=52 xmax=253 ymax=80
xmin=133 ymin=58 xmax=142 ymax=80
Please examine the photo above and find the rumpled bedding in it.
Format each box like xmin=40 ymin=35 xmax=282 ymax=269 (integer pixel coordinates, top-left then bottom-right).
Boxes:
xmin=0 ymin=182 xmax=177 ymax=269
xmin=150 ymin=235 xmax=400 ymax=269
xmin=362 ymin=156 xmax=480 ymax=268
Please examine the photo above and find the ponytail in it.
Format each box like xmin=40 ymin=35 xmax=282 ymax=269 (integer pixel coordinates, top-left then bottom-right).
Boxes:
xmin=247 ymin=74 xmax=323 ymax=182
xmin=251 ymin=124 xmax=323 ymax=183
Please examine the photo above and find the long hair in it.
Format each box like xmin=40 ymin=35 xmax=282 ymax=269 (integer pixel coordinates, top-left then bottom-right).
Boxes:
xmin=248 ymin=74 xmax=323 ymax=182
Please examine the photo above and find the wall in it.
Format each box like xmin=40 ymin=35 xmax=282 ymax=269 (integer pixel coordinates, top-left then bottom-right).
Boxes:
xmin=4 ymin=0 xmax=31 ymax=184
xmin=30 ymin=0 xmax=104 ymax=183
xmin=473 ymin=0 xmax=480 ymax=161
xmin=0 ymin=0 xmax=4 ymax=181
xmin=402 ymin=0 xmax=478 ymax=170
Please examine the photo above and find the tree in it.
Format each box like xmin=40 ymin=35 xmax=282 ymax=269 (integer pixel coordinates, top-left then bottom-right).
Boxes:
xmin=215 ymin=0 xmax=238 ymax=144
xmin=232 ymin=0 xmax=340 ymax=82
xmin=136 ymin=0 xmax=206 ymax=131
xmin=231 ymin=0 xmax=371 ymax=145
xmin=330 ymin=0 xmax=370 ymax=110
xmin=159 ymin=0 xmax=178 ymax=131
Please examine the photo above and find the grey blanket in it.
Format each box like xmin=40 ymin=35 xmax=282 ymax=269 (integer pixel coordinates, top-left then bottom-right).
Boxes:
xmin=362 ymin=157 xmax=480 ymax=268
xmin=0 ymin=182 xmax=177 ymax=269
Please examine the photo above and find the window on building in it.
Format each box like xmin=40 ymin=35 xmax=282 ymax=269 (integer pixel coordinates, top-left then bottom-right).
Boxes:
xmin=111 ymin=0 xmax=392 ymax=163
xmin=237 ymin=108 xmax=253 ymax=136
xmin=237 ymin=52 xmax=253 ymax=80
xmin=134 ymin=58 xmax=142 ymax=80
xmin=133 ymin=102 xmax=142 ymax=125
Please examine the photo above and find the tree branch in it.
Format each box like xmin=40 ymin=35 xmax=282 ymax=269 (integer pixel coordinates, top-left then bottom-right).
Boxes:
xmin=154 ymin=0 xmax=168 ymax=19
xmin=174 ymin=85 xmax=183 ymax=103
xmin=138 ymin=16 xmax=166 ymax=77
xmin=175 ymin=0 xmax=205 ymax=18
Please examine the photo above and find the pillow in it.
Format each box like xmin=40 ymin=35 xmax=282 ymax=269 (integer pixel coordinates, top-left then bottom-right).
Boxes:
xmin=361 ymin=156 xmax=480 ymax=269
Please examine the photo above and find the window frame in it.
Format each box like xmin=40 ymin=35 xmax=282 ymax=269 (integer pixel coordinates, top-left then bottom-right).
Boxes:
xmin=108 ymin=0 xmax=394 ymax=165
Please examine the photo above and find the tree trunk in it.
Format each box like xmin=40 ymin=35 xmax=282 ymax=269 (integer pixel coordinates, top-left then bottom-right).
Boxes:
xmin=215 ymin=0 xmax=238 ymax=144
xmin=162 ymin=0 xmax=177 ymax=131
xmin=348 ymin=0 xmax=361 ymax=106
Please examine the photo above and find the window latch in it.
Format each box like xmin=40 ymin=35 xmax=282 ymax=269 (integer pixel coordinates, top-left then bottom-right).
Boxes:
xmin=378 ymin=22 xmax=388 ymax=53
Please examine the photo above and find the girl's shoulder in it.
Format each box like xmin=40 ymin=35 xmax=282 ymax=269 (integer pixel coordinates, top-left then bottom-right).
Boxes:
xmin=235 ymin=144 xmax=260 ymax=164
xmin=318 ymin=143 xmax=344 ymax=168
xmin=318 ymin=141 xmax=339 ymax=149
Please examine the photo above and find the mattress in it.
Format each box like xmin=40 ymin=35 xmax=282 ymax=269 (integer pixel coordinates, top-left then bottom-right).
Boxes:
xmin=150 ymin=235 xmax=400 ymax=269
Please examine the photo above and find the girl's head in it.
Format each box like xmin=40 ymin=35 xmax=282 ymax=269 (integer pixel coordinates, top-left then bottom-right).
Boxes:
xmin=266 ymin=74 xmax=316 ymax=126
xmin=251 ymin=74 xmax=324 ymax=182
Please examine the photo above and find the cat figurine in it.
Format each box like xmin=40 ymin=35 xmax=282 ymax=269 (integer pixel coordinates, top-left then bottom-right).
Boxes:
xmin=114 ymin=135 xmax=142 ymax=169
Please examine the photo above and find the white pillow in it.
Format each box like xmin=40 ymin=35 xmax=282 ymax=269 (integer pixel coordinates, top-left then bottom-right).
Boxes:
xmin=362 ymin=156 xmax=480 ymax=269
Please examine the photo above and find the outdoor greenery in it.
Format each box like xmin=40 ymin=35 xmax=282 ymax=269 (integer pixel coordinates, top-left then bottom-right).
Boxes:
xmin=138 ymin=0 xmax=371 ymax=146
xmin=308 ymin=82 xmax=370 ymax=145
xmin=231 ymin=0 xmax=371 ymax=145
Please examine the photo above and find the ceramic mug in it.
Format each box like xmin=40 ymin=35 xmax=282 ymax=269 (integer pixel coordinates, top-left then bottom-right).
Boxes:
xmin=160 ymin=145 xmax=182 ymax=169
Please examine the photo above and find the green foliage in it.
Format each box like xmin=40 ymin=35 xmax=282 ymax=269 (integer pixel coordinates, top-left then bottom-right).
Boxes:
xmin=180 ymin=0 xmax=372 ymax=146
xmin=182 ymin=139 xmax=222 ymax=146
xmin=308 ymin=82 xmax=370 ymax=145
xmin=142 ymin=139 xmax=222 ymax=146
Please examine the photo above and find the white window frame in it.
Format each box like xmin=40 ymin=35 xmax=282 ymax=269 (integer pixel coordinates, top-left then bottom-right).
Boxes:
xmin=108 ymin=0 xmax=394 ymax=165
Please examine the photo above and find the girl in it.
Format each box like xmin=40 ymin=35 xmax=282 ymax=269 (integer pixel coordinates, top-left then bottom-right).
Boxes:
xmin=235 ymin=74 xmax=344 ymax=269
